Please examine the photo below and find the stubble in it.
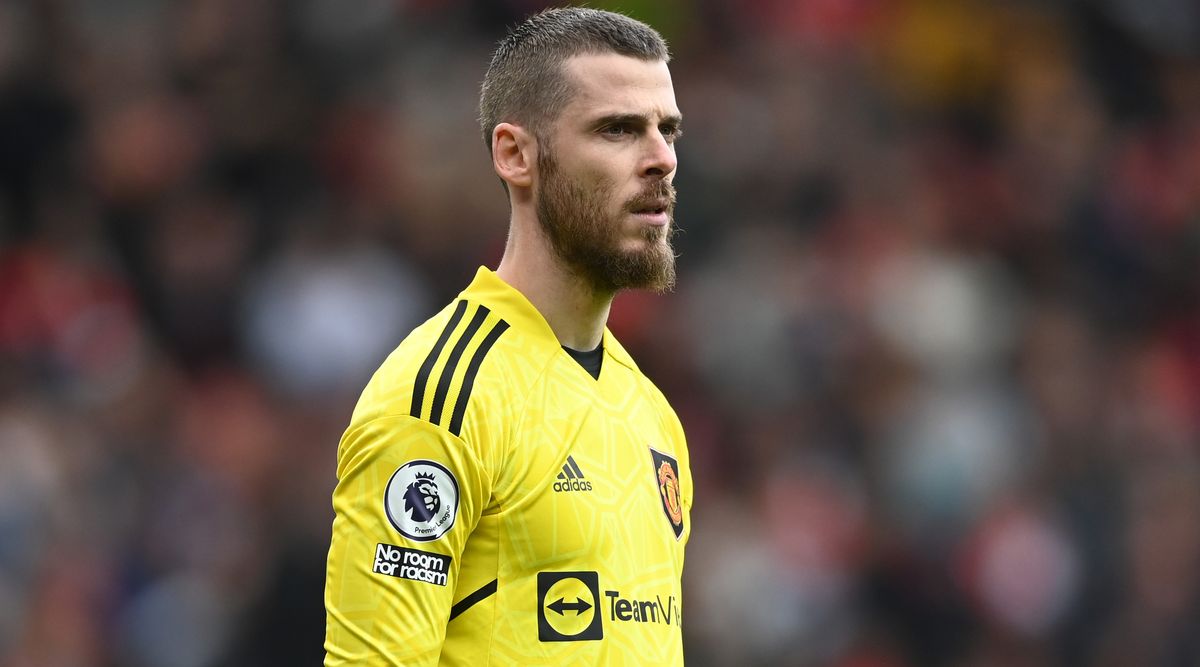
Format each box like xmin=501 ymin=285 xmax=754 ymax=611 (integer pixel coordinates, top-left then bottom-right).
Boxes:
xmin=535 ymin=148 xmax=677 ymax=294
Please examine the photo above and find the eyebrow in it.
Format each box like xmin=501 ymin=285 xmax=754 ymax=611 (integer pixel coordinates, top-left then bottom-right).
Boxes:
xmin=590 ymin=112 xmax=684 ymax=130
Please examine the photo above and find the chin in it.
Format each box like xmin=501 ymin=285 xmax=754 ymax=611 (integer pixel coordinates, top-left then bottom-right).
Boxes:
xmin=619 ymin=238 xmax=664 ymax=255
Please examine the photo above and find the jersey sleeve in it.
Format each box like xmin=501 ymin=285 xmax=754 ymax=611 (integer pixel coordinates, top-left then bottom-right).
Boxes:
xmin=325 ymin=414 xmax=492 ymax=666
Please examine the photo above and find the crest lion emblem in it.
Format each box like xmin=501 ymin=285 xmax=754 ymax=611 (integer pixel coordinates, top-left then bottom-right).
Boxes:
xmin=404 ymin=472 xmax=441 ymax=522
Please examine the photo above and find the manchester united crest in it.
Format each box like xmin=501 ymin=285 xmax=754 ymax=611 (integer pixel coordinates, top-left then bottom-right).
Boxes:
xmin=649 ymin=448 xmax=684 ymax=539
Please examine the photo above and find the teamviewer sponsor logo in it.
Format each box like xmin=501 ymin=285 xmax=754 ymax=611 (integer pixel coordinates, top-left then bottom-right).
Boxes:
xmin=373 ymin=543 xmax=451 ymax=586
xmin=537 ymin=571 xmax=684 ymax=642
xmin=604 ymin=590 xmax=681 ymax=627
xmin=537 ymin=571 xmax=603 ymax=642
xmin=553 ymin=455 xmax=592 ymax=492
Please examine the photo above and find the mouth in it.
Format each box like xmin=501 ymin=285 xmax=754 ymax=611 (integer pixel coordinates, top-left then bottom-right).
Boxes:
xmin=630 ymin=199 xmax=670 ymax=225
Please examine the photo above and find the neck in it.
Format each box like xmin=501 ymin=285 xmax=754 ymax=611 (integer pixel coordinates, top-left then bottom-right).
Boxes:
xmin=495 ymin=213 xmax=613 ymax=351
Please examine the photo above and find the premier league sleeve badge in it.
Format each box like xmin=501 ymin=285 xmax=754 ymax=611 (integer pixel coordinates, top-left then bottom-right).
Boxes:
xmin=384 ymin=460 xmax=460 ymax=542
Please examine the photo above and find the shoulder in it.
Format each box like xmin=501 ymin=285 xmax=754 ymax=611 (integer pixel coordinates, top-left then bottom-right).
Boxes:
xmin=350 ymin=295 xmax=551 ymax=452
xmin=350 ymin=299 xmax=463 ymax=426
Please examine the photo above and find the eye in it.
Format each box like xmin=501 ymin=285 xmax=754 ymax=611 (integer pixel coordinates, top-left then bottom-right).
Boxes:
xmin=660 ymin=125 xmax=682 ymax=143
xmin=601 ymin=124 xmax=631 ymax=137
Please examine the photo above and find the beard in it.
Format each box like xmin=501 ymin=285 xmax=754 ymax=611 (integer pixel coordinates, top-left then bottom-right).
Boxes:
xmin=535 ymin=148 xmax=677 ymax=294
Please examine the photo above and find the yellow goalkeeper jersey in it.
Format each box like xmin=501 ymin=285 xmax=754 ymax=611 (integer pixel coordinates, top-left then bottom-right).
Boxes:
xmin=325 ymin=267 xmax=692 ymax=666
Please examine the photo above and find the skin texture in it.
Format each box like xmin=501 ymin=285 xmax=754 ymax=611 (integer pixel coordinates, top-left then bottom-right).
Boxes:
xmin=492 ymin=53 xmax=682 ymax=350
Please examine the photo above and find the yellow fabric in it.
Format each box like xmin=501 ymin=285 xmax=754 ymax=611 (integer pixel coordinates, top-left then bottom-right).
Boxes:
xmin=326 ymin=267 xmax=692 ymax=666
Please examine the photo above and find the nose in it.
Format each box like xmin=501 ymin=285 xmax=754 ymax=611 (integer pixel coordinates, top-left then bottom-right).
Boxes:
xmin=641 ymin=130 xmax=677 ymax=179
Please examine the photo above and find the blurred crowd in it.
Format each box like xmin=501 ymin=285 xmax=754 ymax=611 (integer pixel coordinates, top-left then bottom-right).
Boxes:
xmin=2 ymin=0 xmax=1199 ymax=665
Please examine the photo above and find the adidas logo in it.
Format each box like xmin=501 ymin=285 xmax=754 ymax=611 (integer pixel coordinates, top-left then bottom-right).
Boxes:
xmin=553 ymin=455 xmax=593 ymax=492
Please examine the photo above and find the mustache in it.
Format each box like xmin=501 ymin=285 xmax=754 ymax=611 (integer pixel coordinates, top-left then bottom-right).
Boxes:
xmin=626 ymin=181 xmax=677 ymax=212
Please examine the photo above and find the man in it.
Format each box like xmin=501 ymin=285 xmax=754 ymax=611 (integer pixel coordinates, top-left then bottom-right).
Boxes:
xmin=324 ymin=7 xmax=691 ymax=665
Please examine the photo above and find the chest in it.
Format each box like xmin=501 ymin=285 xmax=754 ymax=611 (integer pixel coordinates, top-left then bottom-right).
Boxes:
xmin=496 ymin=372 xmax=688 ymax=572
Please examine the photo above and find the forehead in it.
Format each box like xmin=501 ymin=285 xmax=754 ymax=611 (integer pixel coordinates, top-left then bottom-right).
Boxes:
xmin=559 ymin=53 xmax=679 ymax=121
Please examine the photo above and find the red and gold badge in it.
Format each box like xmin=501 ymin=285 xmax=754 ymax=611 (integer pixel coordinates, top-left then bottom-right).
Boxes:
xmin=649 ymin=448 xmax=685 ymax=539
xmin=658 ymin=461 xmax=682 ymax=525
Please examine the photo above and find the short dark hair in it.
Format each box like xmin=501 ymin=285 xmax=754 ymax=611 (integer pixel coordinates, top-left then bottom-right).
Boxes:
xmin=479 ymin=7 xmax=670 ymax=153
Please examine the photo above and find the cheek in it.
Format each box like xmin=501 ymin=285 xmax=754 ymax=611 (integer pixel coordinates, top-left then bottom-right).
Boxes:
xmin=565 ymin=150 xmax=631 ymax=192
xmin=576 ymin=171 xmax=625 ymax=213
xmin=578 ymin=164 xmax=622 ymax=194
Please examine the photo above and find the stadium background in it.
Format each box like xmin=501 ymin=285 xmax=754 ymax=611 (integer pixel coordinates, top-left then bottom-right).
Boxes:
xmin=2 ymin=0 xmax=1199 ymax=665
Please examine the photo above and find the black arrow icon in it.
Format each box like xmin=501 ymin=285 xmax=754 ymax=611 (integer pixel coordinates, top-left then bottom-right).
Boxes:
xmin=547 ymin=596 xmax=592 ymax=615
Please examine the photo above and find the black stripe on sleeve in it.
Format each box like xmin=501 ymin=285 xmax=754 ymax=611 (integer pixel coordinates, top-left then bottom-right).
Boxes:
xmin=448 ymin=579 xmax=498 ymax=622
xmin=448 ymin=320 xmax=509 ymax=437
xmin=428 ymin=305 xmax=490 ymax=426
xmin=410 ymin=300 xmax=468 ymax=419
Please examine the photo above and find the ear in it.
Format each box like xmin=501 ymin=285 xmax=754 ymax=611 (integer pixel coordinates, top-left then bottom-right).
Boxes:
xmin=491 ymin=122 xmax=536 ymax=189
